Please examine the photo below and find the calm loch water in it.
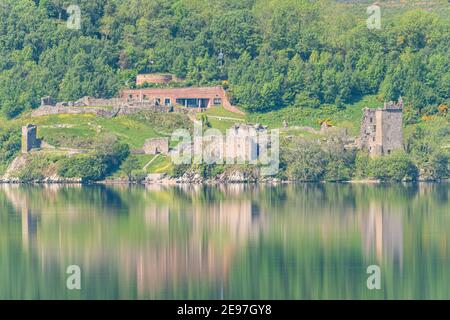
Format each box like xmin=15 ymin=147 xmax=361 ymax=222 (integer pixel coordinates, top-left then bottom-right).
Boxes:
xmin=0 ymin=183 xmax=448 ymax=299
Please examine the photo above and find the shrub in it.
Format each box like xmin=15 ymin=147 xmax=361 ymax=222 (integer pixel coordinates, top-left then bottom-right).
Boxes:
xmin=282 ymin=139 xmax=327 ymax=181
xmin=418 ymin=151 xmax=449 ymax=181
xmin=211 ymin=165 xmax=225 ymax=177
xmin=121 ymin=156 xmax=140 ymax=181
xmin=58 ymin=155 xmax=106 ymax=182
xmin=369 ymin=151 xmax=418 ymax=182
xmin=323 ymin=136 xmax=356 ymax=181
xmin=17 ymin=154 xmax=63 ymax=182
xmin=93 ymin=136 xmax=130 ymax=175
xmin=406 ymin=120 xmax=449 ymax=181
xmin=0 ymin=127 xmax=21 ymax=174
xmin=354 ymin=151 xmax=371 ymax=179
xmin=324 ymin=160 xmax=352 ymax=182
xmin=17 ymin=169 xmax=44 ymax=182
xmin=58 ymin=137 xmax=130 ymax=182
xmin=131 ymin=169 xmax=147 ymax=183
xmin=200 ymin=114 xmax=211 ymax=128
xmin=170 ymin=164 xmax=190 ymax=178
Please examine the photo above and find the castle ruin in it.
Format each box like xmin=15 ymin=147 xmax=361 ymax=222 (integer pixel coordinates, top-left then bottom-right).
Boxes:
xmin=22 ymin=124 xmax=41 ymax=153
xmin=143 ymin=138 xmax=170 ymax=155
xmin=356 ymin=98 xmax=403 ymax=157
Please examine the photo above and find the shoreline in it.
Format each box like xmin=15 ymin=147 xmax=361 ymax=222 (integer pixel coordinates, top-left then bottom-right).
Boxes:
xmin=0 ymin=178 xmax=448 ymax=185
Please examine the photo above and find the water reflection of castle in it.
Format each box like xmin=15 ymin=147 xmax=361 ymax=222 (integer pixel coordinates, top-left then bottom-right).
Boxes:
xmin=2 ymin=183 xmax=413 ymax=297
xmin=2 ymin=184 xmax=265 ymax=297
xmin=136 ymin=194 xmax=265 ymax=296
xmin=360 ymin=201 xmax=403 ymax=270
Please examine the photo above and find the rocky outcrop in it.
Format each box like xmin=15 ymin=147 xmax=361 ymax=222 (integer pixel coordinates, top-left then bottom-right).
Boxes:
xmin=0 ymin=176 xmax=82 ymax=184
xmin=171 ymin=167 xmax=260 ymax=184
xmin=2 ymin=155 xmax=27 ymax=180
xmin=0 ymin=154 xmax=82 ymax=184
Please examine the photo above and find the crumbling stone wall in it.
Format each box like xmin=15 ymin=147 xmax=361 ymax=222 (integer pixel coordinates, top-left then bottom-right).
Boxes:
xmin=357 ymin=98 xmax=403 ymax=156
xmin=41 ymin=96 xmax=56 ymax=106
xmin=143 ymin=138 xmax=169 ymax=155
xmin=22 ymin=124 xmax=41 ymax=153
xmin=31 ymin=105 xmax=119 ymax=117
xmin=72 ymin=96 xmax=125 ymax=108
xmin=33 ymin=95 xmax=191 ymax=118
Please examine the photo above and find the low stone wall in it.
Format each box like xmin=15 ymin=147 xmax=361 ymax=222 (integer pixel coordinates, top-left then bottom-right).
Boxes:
xmin=31 ymin=105 xmax=119 ymax=117
xmin=74 ymin=96 xmax=124 ymax=107
xmin=31 ymin=103 xmax=189 ymax=118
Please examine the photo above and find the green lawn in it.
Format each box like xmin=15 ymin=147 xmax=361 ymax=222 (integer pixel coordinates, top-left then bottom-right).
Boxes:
xmin=202 ymin=106 xmax=245 ymax=119
xmin=206 ymin=118 xmax=240 ymax=134
xmin=144 ymin=155 xmax=173 ymax=174
xmin=17 ymin=114 xmax=165 ymax=149
xmin=196 ymin=106 xmax=246 ymax=134
xmin=95 ymin=116 xmax=160 ymax=148
xmin=112 ymin=153 xmax=174 ymax=177
xmin=246 ymin=95 xmax=381 ymax=136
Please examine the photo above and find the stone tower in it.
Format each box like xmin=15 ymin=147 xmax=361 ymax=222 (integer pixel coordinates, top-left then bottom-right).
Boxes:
xmin=356 ymin=98 xmax=403 ymax=156
xmin=22 ymin=124 xmax=40 ymax=153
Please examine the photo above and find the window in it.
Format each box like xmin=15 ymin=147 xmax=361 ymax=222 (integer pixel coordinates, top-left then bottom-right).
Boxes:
xmin=155 ymin=98 xmax=160 ymax=105
xmin=370 ymin=117 xmax=373 ymax=123
xmin=128 ymin=94 xmax=133 ymax=99
xmin=165 ymin=98 xmax=171 ymax=106
xmin=213 ymin=98 xmax=222 ymax=105
xmin=372 ymin=136 xmax=376 ymax=142
xmin=143 ymin=95 xmax=148 ymax=101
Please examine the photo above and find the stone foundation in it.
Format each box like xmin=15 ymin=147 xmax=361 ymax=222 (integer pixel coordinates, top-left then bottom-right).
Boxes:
xmin=143 ymin=138 xmax=169 ymax=155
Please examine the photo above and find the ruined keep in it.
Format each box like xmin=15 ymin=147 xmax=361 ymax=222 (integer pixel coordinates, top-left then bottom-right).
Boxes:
xmin=225 ymin=123 xmax=269 ymax=162
xmin=22 ymin=124 xmax=41 ymax=153
xmin=356 ymin=98 xmax=403 ymax=156
xmin=143 ymin=138 xmax=169 ymax=155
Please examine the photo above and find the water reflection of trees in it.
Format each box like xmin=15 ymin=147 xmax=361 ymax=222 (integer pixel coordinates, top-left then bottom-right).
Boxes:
xmin=0 ymin=184 xmax=266 ymax=298
xmin=0 ymin=182 xmax=448 ymax=299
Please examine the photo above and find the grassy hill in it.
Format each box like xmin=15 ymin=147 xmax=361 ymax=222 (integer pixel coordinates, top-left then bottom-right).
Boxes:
xmin=0 ymin=110 xmax=192 ymax=176
xmin=17 ymin=111 xmax=190 ymax=149
xmin=1 ymin=99 xmax=448 ymax=181
xmin=246 ymin=95 xmax=381 ymax=136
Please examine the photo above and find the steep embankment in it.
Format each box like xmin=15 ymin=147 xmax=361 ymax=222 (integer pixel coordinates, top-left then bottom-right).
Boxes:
xmin=2 ymin=154 xmax=26 ymax=180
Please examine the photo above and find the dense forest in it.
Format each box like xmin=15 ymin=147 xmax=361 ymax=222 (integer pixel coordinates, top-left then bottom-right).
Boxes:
xmin=0 ymin=0 xmax=448 ymax=120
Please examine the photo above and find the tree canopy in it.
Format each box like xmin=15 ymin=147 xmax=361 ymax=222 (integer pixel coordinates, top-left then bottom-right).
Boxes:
xmin=0 ymin=0 xmax=448 ymax=119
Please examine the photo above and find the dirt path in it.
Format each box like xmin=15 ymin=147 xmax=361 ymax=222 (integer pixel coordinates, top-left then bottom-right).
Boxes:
xmin=143 ymin=154 xmax=160 ymax=171
xmin=207 ymin=115 xmax=245 ymax=122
